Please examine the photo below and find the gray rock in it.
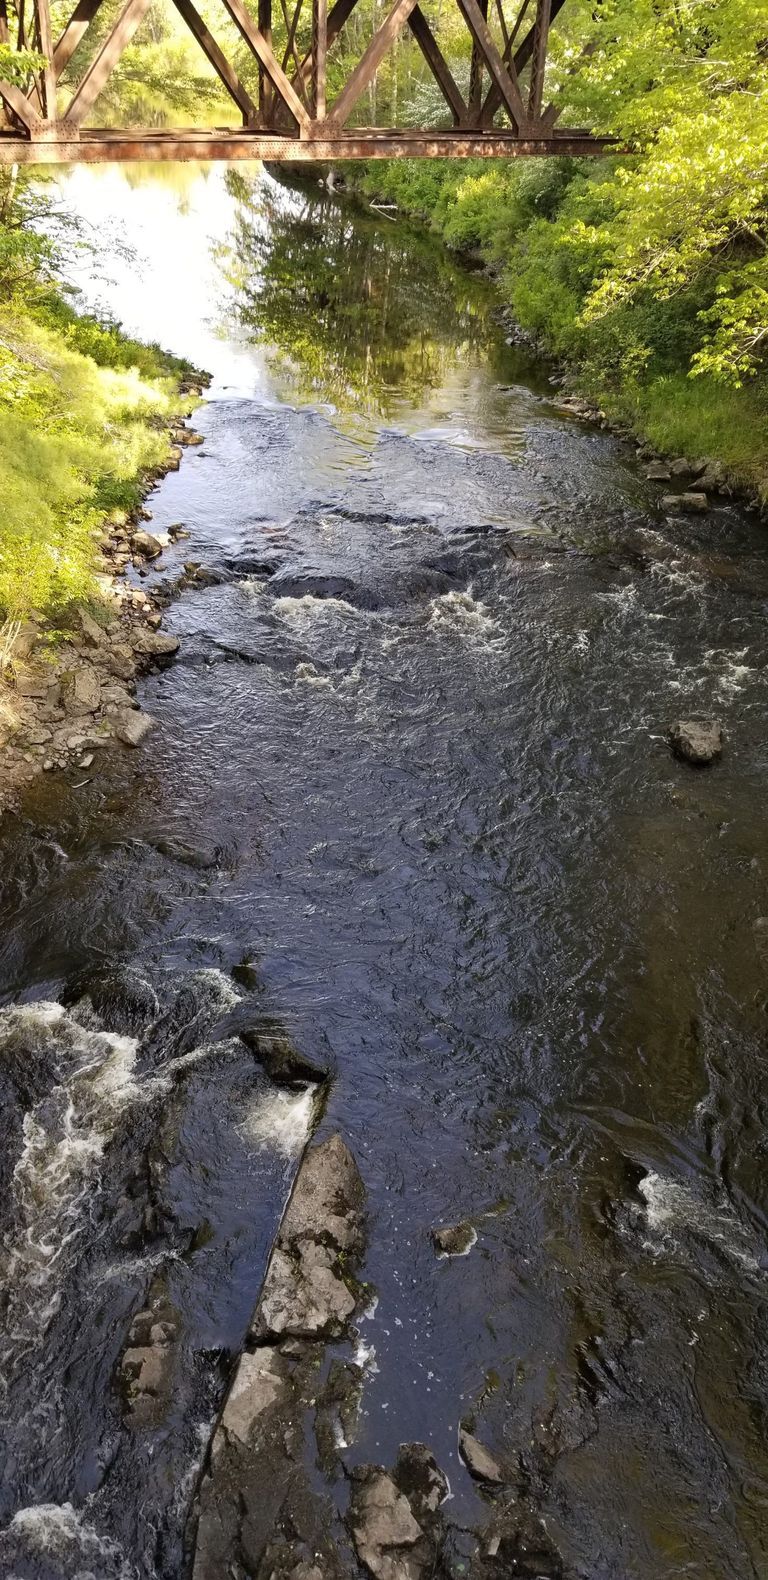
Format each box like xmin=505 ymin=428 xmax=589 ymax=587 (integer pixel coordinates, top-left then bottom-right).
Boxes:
xmin=101 ymin=644 xmax=138 ymax=681
xmin=112 ymin=709 xmax=156 ymax=748
xmin=255 ymin=1243 xmax=356 ymax=1341
xmin=130 ymin=629 xmax=180 ymax=658
xmin=431 ymin=1221 xmax=477 ymax=1257
xmin=669 ymin=457 xmax=694 ymax=478
xmin=67 ymin=667 xmax=101 ymax=715
xmin=348 ymin=1468 xmax=424 ymax=1580
xmin=219 ymin=1349 xmax=291 ymax=1446
xmin=645 ymin=462 xmax=671 ymax=481
xmin=669 ymin=718 xmax=724 ymax=766
xmin=660 ymin=491 xmax=709 ymax=514
xmin=458 ymin=1428 xmax=504 ymax=1484
xmin=101 ymin=684 xmax=137 ymax=709
xmin=15 ymin=669 xmax=50 ymax=699
xmin=279 ymin=1132 xmax=365 ymax=1255
xmin=77 ymin=607 xmax=108 ymax=645
xmin=132 ymin=529 xmax=163 ymax=559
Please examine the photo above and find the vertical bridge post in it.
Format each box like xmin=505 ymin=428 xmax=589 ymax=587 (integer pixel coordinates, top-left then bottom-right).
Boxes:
xmin=312 ymin=0 xmax=327 ymax=120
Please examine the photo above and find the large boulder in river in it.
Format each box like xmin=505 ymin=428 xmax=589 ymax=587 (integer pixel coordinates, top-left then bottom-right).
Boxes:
xmin=669 ymin=718 xmax=724 ymax=766
xmin=251 ymin=1134 xmax=365 ymax=1341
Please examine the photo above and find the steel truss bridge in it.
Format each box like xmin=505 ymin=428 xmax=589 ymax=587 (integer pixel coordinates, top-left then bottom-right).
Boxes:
xmin=0 ymin=0 xmax=608 ymax=161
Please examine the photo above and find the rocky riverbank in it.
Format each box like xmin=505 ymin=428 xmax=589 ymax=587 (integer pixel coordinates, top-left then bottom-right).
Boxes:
xmin=0 ymin=410 xmax=206 ymax=818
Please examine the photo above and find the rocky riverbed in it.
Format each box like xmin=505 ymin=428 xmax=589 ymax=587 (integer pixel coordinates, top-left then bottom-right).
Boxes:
xmin=0 ymin=414 xmax=206 ymax=816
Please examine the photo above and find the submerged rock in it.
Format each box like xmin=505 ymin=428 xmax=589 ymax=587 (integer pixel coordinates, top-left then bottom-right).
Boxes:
xmin=669 ymin=718 xmax=724 ymax=766
xmin=660 ymin=491 xmax=709 ymax=514
xmin=240 ymin=1026 xmax=327 ymax=1088
xmin=61 ymin=964 xmax=159 ymax=1036
xmin=432 ymin=1221 xmax=477 ymax=1257
xmin=118 ymin=1282 xmax=181 ymax=1427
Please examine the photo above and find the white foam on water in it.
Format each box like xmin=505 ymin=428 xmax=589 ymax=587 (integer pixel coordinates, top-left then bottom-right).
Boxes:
xmin=0 ymin=1004 xmax=148 ymax=1339
xmin=187 ymin=967 xmax=242 ymax=1012
xmin=598 ymin=583 xmax=638 ymax=614
xmin=639 ymin=1171 xmax=761 ymax=1273
xmin=240 ymin=1083 xmax=316 ymax=1157
xmin=295 ymin=661 xmax=332 ymax=688
xmin=427 ymin=589 xmax=498 ymax=639
xmin=353 ymin=1336 xmax=379 ymax=1376
xmin=273 ymin=594 xmax=361 ymax=621
xmin=0 ymin=1502 xmax=136 ymax=1579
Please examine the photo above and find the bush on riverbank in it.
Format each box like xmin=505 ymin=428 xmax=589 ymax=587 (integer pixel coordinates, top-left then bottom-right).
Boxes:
xmin=0 ymin=174 xmax=200 ymax=625
xmin=353 ymin=0 xmax=768 ymax=498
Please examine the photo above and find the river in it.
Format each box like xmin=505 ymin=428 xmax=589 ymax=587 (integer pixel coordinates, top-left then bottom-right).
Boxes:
xmin=1 ymin=162 xmax=768 ymax=1580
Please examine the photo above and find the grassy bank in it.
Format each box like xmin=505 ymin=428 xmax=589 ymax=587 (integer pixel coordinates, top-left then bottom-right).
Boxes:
xmin=0 ymin=288 xmax=201 ymax=631
xmin=351 ymin=156 xmax=768 ymax=503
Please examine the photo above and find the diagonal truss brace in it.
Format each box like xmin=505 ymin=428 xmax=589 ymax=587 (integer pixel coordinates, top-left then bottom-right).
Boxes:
xmin=219 ymin=0 xmax=311 ymax=131
xmin=408 ymin=4 xmax=466 ymax=125
xmin=455 ymin=0 xmax=527 ymax=131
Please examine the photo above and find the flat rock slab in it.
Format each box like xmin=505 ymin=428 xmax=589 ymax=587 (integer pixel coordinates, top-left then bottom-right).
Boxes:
xmin=459 ymin=1429 xmax=504 ymax=1484
xmin=191 ymin=1134 xmax=367 ymax=1580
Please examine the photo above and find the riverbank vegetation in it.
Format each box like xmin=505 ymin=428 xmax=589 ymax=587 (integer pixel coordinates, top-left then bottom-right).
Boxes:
xmin=351 ymin=0 xmax=768 ymax=496
xmin=0 ymin=170 xmax=199 ymax=627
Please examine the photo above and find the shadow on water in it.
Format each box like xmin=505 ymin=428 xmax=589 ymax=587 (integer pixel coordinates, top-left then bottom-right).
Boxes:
xmin=2 ymin=167 xmax=768 ymax=1578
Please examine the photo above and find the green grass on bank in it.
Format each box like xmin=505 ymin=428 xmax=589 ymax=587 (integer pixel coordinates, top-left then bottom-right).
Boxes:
xmin=0 ymin=292 xmax=200 ymax=624
xmin=352 ymin=158 xmax=768 ymax=502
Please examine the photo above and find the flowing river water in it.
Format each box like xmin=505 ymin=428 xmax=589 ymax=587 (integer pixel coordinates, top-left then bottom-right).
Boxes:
xmin=2 ymin=164 xmax=768 ymax=1580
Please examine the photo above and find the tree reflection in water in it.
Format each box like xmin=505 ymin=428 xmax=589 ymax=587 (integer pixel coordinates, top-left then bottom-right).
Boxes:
xmin=218 ymin=169 xmax=498 ymax=422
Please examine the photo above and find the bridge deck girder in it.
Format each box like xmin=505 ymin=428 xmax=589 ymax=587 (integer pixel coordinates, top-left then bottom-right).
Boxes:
xmin=0 ymin=125 xmax=610 ymax=163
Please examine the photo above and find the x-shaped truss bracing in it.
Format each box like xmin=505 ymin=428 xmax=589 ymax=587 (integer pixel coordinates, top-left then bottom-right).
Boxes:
xmin=0 ymin=0 xmax=608 ymax=160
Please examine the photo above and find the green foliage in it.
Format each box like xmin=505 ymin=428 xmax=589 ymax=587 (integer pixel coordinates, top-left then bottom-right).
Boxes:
xmin=352 ymin=0 xmax=768 ymax=493
xmin=0 ymin=173 xmax=201 ymax=622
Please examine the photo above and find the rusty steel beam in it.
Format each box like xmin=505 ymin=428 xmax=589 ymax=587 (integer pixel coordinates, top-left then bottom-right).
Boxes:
xmin=482 ymin=0 xmax=566 ymax=124
xmin=527 ymin=0 xmax=551 ymax=119
xmin=457 ymin=0 xmax=527 ymax=131
xmin=326 ymin=0 xmax=420 ymax=128
xmin=0 ymin=78 xmax=41 ymax=130
xmin=171 ymin=0 xmax=258 ymax=123
xmin=52 ymin=0 xmax=106 ymax=78
xmin=64 ymin=0 xmax=154 ymax=125
xmin=408 ymin=5 xmax=466 ymax=125
xmin=35 ymin=0 xmax=57 ymax=118
xmin=0 ymin=125 xmax=613 ymax=161
xmin=220 ymin=0 xmax=310 ymax=131
xmin=312 ymin=0 xmax=327 ymax=117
